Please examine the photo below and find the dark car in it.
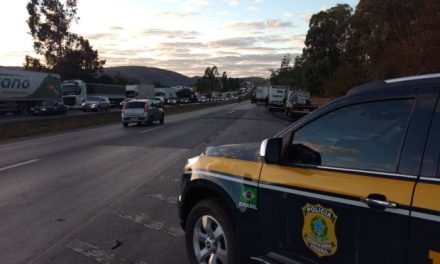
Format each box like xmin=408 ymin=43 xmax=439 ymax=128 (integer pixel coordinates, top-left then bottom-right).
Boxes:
xmin=178 ymin=97 xmax=190 ymax=104
xmin=178 ymin=73 xmax=440 ymax=264
xmin=81 ymin=96 xmax=110 ymax=112
xmin=29 ymin=100 xmax=67 ymax=115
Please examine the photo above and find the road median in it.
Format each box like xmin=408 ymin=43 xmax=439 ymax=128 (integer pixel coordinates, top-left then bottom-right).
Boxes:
xmin=0 ymin=101 xmax=243 ymax=142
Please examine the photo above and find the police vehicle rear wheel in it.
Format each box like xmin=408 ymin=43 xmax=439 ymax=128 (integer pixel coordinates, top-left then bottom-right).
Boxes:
xmin=185 ymin=198 xmax=238 ymax=264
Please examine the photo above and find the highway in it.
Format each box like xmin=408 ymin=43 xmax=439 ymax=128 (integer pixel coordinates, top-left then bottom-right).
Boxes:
xmin=0 ymin=102 xmax=291 ymax=264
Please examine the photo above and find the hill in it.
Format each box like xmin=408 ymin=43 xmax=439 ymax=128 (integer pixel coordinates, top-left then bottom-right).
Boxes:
xmin=104 ymin=66 xmax=197 ymax=87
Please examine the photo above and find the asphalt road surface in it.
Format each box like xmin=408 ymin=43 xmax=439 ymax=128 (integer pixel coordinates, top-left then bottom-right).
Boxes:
xmin=0 ymin=102 xmax=292 ymax=264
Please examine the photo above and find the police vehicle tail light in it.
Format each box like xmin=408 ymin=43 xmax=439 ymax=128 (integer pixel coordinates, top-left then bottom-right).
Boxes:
xmin=144 ymin=103 xmax=149 ymax=112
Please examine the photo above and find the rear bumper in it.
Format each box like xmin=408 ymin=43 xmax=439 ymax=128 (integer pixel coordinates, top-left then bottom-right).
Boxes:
xmin=122 ymin=116 xmax=147 ymax=122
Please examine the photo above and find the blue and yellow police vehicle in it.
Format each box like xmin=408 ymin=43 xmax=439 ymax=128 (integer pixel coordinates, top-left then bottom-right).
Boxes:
xmin=178 ymin=73 xmax=440 ymax=264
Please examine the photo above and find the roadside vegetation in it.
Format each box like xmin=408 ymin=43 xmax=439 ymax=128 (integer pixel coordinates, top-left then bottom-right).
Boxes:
xmin=269 ymin=0 xmax=440 ymax=97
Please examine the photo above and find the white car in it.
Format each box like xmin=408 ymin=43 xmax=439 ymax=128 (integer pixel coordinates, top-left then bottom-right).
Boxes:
xmin=121 ymin=99 xmax=164 ymax=127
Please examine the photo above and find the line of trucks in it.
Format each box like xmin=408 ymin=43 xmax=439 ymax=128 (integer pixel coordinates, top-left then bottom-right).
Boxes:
xmin=253 ymin=85 xmax=315 ymax=115
xmin=0 ymin=67 xmax=174 ymax=114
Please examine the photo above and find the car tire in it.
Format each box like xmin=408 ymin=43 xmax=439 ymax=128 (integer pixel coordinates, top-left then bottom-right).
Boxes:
xmin=185 ymin=198 xmax=239 ymax=264
xmin=160 ymin=114 xmax=164 ymax=124
xmin=148 ymin=116 xmax=153 ymax=125
xmin=123 ymin=122 xmax=128 ymax=127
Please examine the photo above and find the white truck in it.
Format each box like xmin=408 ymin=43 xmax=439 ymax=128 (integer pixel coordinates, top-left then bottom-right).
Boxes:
xmin=155 ymin=87 xmax=177 ymax=103
xmin=256 ymin=86 xmax=270 ymax=104
xmin=0 ymin=67 xmax=62 ymax=114
xmin=268 ymin=85 xmax=289 ymax=111
xmin=62 ymin=80 xmax=126 ymax=108
xmin=285 ymin=90 xmax=316 ymax=116
xmin=126 ymin=84 xmax=155 ymax=99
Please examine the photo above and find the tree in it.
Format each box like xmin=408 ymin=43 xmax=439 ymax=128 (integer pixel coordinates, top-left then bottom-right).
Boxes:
xmin=221 ymin=71 xmax=228 ymax=91
xmin=25 ymin=0 xmax=105 ymax=79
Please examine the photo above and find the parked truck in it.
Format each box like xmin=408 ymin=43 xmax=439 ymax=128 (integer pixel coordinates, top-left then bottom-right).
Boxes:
xmin=126 ymin=84 xmax=155 ymax=99
xmin=285 ymin=90 xmax=316 ymax=116
xmin=268 ymin=85 xmax=289 ymax=111
xmin=61 ymin=80 xmax=126 ymax=108
xmin=256 ymin=86 xmax=270 ymax=104
xmin=0 ymin=67 xmax=62 ymax=114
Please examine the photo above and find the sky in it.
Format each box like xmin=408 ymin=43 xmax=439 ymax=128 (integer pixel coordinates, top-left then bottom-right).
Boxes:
xmin=1 ymin=0 xmax=359 ymax=78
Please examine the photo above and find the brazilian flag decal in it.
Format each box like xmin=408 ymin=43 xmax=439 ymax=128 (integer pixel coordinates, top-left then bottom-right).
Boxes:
xmin=239 ymin=185 xmax=257 ymax=209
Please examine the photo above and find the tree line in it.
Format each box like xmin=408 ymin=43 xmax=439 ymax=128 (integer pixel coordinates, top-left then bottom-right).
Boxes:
xmin=194 ymin=66 xmax=242 ymax=93
xmin=270 ymin=0 xmax=440 ymax=96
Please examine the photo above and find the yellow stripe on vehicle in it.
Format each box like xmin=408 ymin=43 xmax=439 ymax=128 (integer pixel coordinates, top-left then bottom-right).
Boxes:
xmin=413 ymin=182 xmax=440 ymax=212
xmin=194 ymin=156 xmax=261 ymax=182
xmin=260 ymin=164 xmax=415 ymax=207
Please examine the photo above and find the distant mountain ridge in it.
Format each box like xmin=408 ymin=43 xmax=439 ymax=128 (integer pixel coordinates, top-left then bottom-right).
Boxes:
xmin=104 ymin=66 xmax=266 ymax=87
xmin=1 ymin=65 xmax=266 ymax=87
xmin=104 ymin=66 xmax=198 ymax=87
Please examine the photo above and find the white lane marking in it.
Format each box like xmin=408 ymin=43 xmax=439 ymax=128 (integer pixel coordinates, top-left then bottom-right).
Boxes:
xmin=146 ymin=193 xmax=177 ymax=204
xmin=66 ymin=239 xmax=148 ymax=264
xmin=0 ymin=159 xmax=41 ymax=172
xmin=117 ymin=212 xmax=184 ymax=237
xmin=138 ymin=125 xmax=165 ymax=134
xmin=228 ymin=111 xmax=235 ymax=114
xmin=66 ymin=240 xmax=115 ymax=264
xmin=191 ymin=115 xmax=201 ymax=120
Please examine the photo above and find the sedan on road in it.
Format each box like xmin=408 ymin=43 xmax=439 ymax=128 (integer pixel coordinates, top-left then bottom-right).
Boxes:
xmin=122 ymin=99 xmax=164 ymax=127
xmin=81 ymin=96 xmax=110 ymax=112
xmin=29 ymin=100 xmax=67 ymax=115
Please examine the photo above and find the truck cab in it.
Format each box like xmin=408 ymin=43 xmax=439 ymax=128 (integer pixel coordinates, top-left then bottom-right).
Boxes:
xmin=61 ymin=80 xmax=87 ymax=108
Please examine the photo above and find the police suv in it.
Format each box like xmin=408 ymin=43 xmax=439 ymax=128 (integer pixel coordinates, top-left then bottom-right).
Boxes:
xmin=178 ymin=74 xmax=440 ymax=264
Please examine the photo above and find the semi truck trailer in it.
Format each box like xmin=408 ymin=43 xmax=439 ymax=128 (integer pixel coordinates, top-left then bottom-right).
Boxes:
xmin=126 ymin=84 xmax=155 ymax=99
xmin=0 ymin=67 xmax=62 ymax=114
xmin=62 ymin=80 xmax=126 ymax=108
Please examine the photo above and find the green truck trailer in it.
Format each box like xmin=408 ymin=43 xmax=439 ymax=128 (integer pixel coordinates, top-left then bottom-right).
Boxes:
xmin=0 ymin=67 xmax=62 ymax=114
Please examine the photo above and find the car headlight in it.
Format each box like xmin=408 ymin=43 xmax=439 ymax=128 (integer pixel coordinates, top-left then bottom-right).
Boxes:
xmin=81 ymin=103 xmax=85 ymax=106
xmin=185 ymin=156 xmax=200 ymax=171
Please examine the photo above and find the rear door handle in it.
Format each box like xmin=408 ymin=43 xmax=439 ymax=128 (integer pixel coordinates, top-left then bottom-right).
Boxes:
xmin=361 ymin=198 xmax=397 ymax=209
xmin=361 ymin=193 xmax=397 ymax=210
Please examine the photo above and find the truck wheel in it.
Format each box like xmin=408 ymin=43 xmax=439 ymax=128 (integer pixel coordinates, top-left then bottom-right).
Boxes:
xmin=18 ymin=103 xmax=29 ymax=114
xmin=123 ymin=122 xmax=128 ymax=127
xmin=185 ymin=198 xmax=239 ymax=264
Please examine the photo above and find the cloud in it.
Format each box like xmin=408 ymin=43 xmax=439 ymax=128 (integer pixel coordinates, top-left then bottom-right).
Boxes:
xmin=210 ymin=37 xmax=258 ymax=48
xmin=186 ymin=0 xmax=210 ymax=6
xmin=266 ymin=20 xmax=293 ymax=28
xmin=159 ymin=42 xmax=208 ymax=49
xmin=299 ymin=13 xmax=314 ymax=23
xmin=284 ymin=12 xmax=293 ymax=17
xmin=248 ymin=6 xmax=258 ymax=12
xmin=109 ymin=26 xmax=125 ymax=31
xmin=142 ymin=29 xmax=202 ymax=40
xmin=156 ymin=11 xmax=198 ymax=19
xmin=84 ymin=33 xmax=116 ymax=41
xmin=259 ymin=34 xmax=291 ymax=44
xmin=226 ymin=19 xmax=295 ymax=32
xmin=229 ymin=0 xmax=239 ymax=6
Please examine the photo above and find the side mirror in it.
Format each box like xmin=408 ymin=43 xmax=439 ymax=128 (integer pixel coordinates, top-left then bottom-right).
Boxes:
xmin=260 ymin=138 xmax=282 ymax=164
